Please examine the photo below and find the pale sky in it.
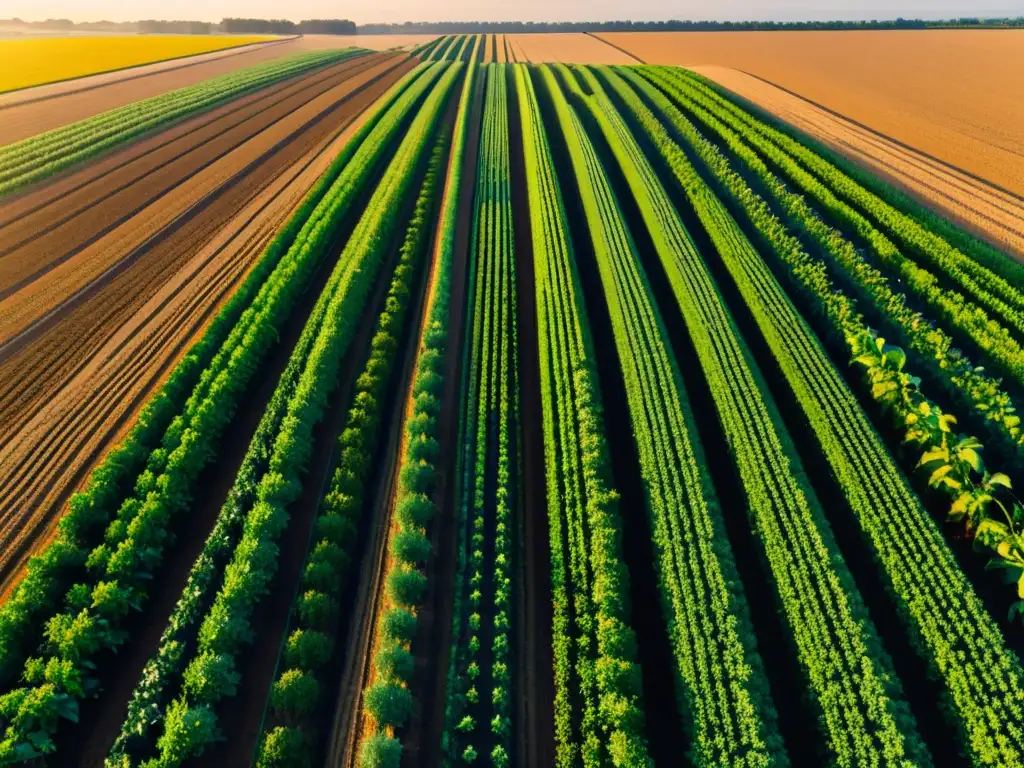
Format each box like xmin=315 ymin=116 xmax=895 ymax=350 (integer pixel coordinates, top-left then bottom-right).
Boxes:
xmin=2 ymin=0 xmax=1021 ymax=26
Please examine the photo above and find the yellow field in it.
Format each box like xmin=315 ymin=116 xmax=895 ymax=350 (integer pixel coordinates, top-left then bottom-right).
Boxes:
xmin=0 ymin=35 xmax=277 ymax=93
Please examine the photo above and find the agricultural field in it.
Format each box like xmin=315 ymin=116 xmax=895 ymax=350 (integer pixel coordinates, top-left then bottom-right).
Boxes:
xmin=599 ymin=30 xmax=1024 ymax=257
xmin=0 ymin=34 xmax=280 ymax=93
xmin=1 ymin=28 xmax=1024 ymax=768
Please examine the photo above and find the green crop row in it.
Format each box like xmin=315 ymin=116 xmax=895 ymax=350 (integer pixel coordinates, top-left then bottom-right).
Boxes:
xmin=0 ymin=49 xmax=364 ymax=195
xmin=356 ymin=51 xmax=481 ymax=768
xmin=654 ymin=68 xmax=1024 ymax=400
xmin=577 ymin=64 xmax=927 ymax=767
xmin=612 ymin=65 xmax=1024 ymax=766
xmin=513 ymin=62 xmax=650 ymax=768
xmin=253 ymin=127 xmax=447 ymax=768
xmin=663 ymin=68 xmax=1024 ymax=339
xmin=443 ymin=63 xmax=518 ymax=768
xmin=537 ymin=64 xmax=785 ymax=768
xmin=639 ymin=68 xmax=1024 ymax=459
xmin=430 ymin=35 xmax=459 ymax=62
xmin=0 ymin=61 xmax=442 ymax=766
xmin=135 ymin=60 xmax=459 ymax=768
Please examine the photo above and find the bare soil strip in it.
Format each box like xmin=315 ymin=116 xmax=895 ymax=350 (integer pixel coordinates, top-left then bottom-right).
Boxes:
xmin=693 ymin=65 xmax=1024 ymax=259
xmin=0 ymin=57 xmax=415 ymax=599
xmin=584 ymin=31 xmax=646 ymax=64
xmin=0 ymin=54 xmax=387 ymax=314
xmin=0 ymin=54 xmax=402 ymax=447
xmin=505 ymin=34 xmax=635 ymax=65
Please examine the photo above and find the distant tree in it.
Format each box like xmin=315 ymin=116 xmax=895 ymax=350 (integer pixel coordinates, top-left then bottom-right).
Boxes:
xmin=298 ymin=19 xmax=357 ymax=35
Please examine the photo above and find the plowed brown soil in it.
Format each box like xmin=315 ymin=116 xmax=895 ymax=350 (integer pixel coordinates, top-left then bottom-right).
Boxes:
xmin=690 ymin=65 xmax=1024 ymax=259
xmin=0 ymin=54 xmax=384 ymax=303
xmin=299 ymin=34 xmax=438 ymax=52
xmin=600 ymin=30 xmax=1024 ymax=199
xmin=0 ymin=54 xmax=416 ymax=595
xmin=505 ymin=33 xmax=636 ymax=64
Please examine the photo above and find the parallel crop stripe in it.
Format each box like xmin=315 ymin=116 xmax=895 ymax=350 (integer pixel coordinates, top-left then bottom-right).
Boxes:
xmin=539 ymin=64 xmax=780 ymax=768
xmin=636 ymin=67 xmax=1024 ymax=454
xmin=144 ymin=60 xmax=461 ymax=768
xmin=571 ymin=64 xmax=922 ymax=768
xmin=665 ymin=68 xmax=1024 ymax=336
xmin=614 ymin=65 xmax=1024 ymax=768
xmin=652 ymin=68 xmax=1024 ymax=392
xmin=516 ymin=63 xmax=649 ymax=767
xmin=0 ymin=57 xmax=437 ymax=715
xmin=450 ymin=62 xmax=519 ymax=763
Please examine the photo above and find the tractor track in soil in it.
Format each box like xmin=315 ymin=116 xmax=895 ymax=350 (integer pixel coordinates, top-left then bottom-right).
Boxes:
xmin=0 ymin=52 xmax=378 ymax=254
xmin=0 ymin=54 xmax=402 ymax=454
xmin=0 ymin=54 xmax=415 ymax=599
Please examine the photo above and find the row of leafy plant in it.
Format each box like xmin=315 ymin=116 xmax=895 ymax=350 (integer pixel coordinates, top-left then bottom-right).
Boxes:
xmin=0 ymin=61 xmax=441 ymax=766
xmin=663 ymin=68 xmax=1024 ymax=342
xmin=537 ymin=64 xmax=787 ymax=767
xmin=655 ymin=68 xmax=1024 ymax=400
xmin=133 ymin=60 xmax=460 ymax=768
xmin=100 ymin=63 xmax=440 ymax=767
xmin=0 ymin=48 xmax=364 ymax=195
xmin=573 ymin=63 xmax=930 ymax=765
xmin=639 ymin=64 xmax=1024 ymax=620
xmin=442 ymin=63 xmax=518 ymax=768
xmin=412 ymin=37 xmax=445 ymax=59
xmin=610 ymin=64 xmax=1024 ymax=766
xmin=252 ymin=129 xmax=448 ymax=768
xmin=428 ymin=35 xmax=458 ymax=62
xmin=513 ymin=62 xmax=650 ymax=768
xmin=354 ymin=52 xmax=481 ymax=768
xmin=635 ymin=65 xmax=1024 ymax=617
xmin=643 ymin=67 xmax=1024 ymax=459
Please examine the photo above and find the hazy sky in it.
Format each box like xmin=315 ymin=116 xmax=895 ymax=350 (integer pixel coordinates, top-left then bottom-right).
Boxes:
xmin=3 ymin=0 xmax=1021 ymax=25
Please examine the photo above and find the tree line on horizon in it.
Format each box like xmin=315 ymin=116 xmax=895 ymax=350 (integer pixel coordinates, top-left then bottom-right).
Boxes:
xmin=1 ymin=15 xmax=1022 ymax=35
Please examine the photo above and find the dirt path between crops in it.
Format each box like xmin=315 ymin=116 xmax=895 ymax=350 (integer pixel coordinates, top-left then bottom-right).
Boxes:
xmin=401 ymin=66 xmax=483 ymax=768
xmin=0 ymin=56 xmax=416 ymax=601
xmin=320 ymin=132 xmax=447 ymax=768
xmin=506 ymin=64 xmax=555 ymax=768
xmin=690 ymin=66 xmax=1024 ymax=259
xmin=196 ymin=177 xmax=423 ymax=766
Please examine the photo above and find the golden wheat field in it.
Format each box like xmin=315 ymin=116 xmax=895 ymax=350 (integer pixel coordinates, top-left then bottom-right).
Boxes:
xmin=0 ymin=34 xmax=278 ymax=93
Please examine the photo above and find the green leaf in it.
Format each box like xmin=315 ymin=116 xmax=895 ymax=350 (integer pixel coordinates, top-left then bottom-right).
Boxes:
xmin=988 ymin=473 xmax=1013 ymax=490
